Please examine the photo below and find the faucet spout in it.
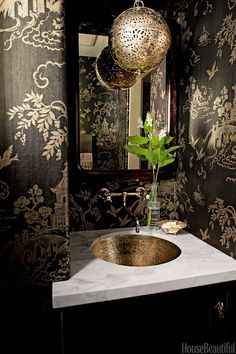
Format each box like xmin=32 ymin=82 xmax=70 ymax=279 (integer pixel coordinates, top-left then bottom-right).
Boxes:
xmin=135 ymin=218 xmax=140 ymax=233
xmin=122 ymin=192 xmax=140 ymax=233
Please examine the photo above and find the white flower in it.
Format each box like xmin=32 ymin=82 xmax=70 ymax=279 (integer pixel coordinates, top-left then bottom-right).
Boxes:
xmin=137 ymin=117 xmax=144 ymax=129
xmin=146 ymin=115 xmax=153 ymax=127
xmin=158 ymin=128 xmax=166 ymax=139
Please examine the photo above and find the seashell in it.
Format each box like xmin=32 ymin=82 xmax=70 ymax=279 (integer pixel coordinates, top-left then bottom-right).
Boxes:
xmin=158 ymin=220 xmax=187 ymax=234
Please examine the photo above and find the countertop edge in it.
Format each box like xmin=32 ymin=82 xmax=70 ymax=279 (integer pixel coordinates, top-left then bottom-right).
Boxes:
xmin=52 ymin=269 xmax=236 ymax=309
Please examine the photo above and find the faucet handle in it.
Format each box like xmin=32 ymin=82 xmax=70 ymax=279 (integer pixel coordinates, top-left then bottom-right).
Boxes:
xmin=136 ymin=186 xmax=148 ymax=200
xmin=99 ymin=188 xmax=112 ymax=202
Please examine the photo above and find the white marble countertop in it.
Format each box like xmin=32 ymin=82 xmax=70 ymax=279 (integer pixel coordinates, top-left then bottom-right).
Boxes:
xmin=52 ymin=227 xmax=236 ymax=309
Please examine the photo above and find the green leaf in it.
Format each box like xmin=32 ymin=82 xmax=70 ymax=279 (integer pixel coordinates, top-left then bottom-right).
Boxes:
xmin=123 ymin=111 xmax=182 ymax=173
xmin=144 ymin=150 xmax=154 ymax=164
xmin=150 ymin=135 xmax=160 ymax=148
xmin=166 ymin=145 xmax=181 ymax=153
xmin=124 ymin=145 xmax=148 ymax=158
xmin=127 ymin=136 xmax=149 ymax=145
xmin=144 ymin=148 xmax=161 ymax=165
xmin=158 ymin=157 xmax=175 ymax=168
xmin=160 ymin=135 xmax=174 ymax=145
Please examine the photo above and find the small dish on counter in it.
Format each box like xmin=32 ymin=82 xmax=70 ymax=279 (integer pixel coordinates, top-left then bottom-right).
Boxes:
xmin=158 ymin=220 xmax=187 ymax=234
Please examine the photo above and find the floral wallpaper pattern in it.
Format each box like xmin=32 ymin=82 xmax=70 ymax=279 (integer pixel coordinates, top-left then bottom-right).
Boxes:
xmin=8 ymin=90 xmax=67 ymax=160
xmin=0 ymin=0 xmax=70 ymax=285
xmin=69 ymin=177 xmax=177 ymax=232
xmin=175 ymin=0 xmax=236 ymax=258
xmin=79 ymin=56 xmax=128 ymax=170
xmin=72 ymin=0 xmax=236 ymax=261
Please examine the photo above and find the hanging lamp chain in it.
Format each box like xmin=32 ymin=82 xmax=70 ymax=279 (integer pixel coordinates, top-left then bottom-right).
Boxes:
xmin=133 ymin=0 xmax=144 ymax=8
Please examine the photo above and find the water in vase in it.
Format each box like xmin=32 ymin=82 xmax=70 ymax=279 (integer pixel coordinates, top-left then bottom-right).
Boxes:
xmin=147 ymin=200 xmax=161 ymax=230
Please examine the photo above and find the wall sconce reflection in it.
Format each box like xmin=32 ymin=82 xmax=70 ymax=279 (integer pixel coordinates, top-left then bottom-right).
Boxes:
xmin=95 ymin=46 xmax=138 ymax=90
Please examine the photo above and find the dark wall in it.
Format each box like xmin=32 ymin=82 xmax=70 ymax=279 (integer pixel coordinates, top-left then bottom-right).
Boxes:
xmin=79 ymin=56 xmax=128 ymax=170
xmin=72 ymin=0 xmax=236 ymax=261
xmin=175 ymin=0 xmax=236 ymax=258
xmin=0 ymin=0 xmax=70 ymax=287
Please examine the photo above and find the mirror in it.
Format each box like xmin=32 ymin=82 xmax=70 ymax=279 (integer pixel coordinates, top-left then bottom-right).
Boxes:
xmin=77 ymin=19 xmax=179 ymax=180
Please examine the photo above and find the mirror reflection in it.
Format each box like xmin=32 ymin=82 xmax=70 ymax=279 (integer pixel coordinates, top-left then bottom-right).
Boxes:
xmin=78 ymin=32 xmax=174 ymax=171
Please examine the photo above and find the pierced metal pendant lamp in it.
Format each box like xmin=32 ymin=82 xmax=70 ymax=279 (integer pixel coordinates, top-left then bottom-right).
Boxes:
xmin=95 ymin=46 xmax=139 ymax=90
xmin=109 ymin=0 xmax=171 ymax=73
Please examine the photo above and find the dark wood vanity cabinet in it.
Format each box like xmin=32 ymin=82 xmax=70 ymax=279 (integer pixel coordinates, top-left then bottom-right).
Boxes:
xmin=60 ymin=281 xmax=236 ymax=354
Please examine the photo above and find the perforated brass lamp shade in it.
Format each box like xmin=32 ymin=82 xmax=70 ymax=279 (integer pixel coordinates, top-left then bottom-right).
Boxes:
xmin=95 ymin=46 xmax=139 ymax=90
xmin=109 ymin=6 xmax=171 ymax=73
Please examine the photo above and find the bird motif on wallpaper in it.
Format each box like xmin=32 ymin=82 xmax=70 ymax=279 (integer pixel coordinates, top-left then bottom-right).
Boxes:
xmin=196 ymin=147 xmax=206 ymax=160
xmin=0 ymin=145 xmax=19 ymax=170
xmin=189 ymin=135 xmax=200 ymax=149
xmin=206 ymin=61 xmax=219 ymax=80
xmin=199 ymin=228 xmax=210 ymax=240
xmin=161 ymin=89 xmax=165 ymax=99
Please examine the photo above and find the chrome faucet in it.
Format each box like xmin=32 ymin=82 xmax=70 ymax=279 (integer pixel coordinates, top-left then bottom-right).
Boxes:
xmin=99 ymin=187 xmax=148 ymax=233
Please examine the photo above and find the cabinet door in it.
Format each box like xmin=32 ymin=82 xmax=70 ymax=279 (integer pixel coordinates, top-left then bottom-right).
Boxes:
xmin=62 ymin=281 xmax=236 ymax=354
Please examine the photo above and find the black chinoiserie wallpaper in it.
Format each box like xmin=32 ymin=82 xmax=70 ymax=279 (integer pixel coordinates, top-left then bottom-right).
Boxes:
xmin=71 ymin=0 xmax=236 ymax=260
xmin=174 ymin=0 xmax=236 ymax=258
xmin=79 ymin=56 xmax=129 ymax=170
xmin=1 ymin=0 xmax=235 ymax=290
xmin=0 ymin=0 xmax=70 ymax=286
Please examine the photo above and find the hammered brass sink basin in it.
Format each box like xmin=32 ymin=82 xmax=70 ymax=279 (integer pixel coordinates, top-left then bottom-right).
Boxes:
xmin=91 ymin=233 xmax=181 ymax=266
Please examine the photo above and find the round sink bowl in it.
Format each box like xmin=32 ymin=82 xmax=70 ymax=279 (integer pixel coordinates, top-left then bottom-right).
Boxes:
xmin=91 ymin=233 xmax=181 ymax=266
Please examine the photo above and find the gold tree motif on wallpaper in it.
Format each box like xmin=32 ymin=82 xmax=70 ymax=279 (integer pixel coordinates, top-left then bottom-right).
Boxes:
xmin=203 ymin=85 xmax=236 ymax=171
xmin=69 ymin=192 xmax=101 ymax=231
xmin=215 ymin=13 xmax=236 ymax=64
xmin=209 ymin=198 xmax=236 ymax=251
xmin=176 ymin=12 xmax=193 ymax=49
xmin=185 ymin=83 xmax=236 ymax=175
xmin=13 ymin=163 xmax=68 ymax=237
xmin=7 ymin=91 xmax=67 ymax=160
xmin=13 ymin=184 xmax=52 ymax=234
xmin=91 ymin=116 xmax=116 ymax=147
xmin=212 ymin=86 xmax=233 ymax=121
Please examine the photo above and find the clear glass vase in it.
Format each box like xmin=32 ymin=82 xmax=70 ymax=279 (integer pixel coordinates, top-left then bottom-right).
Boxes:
xmin=147 ymin=181 xmax=161 ymax=230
